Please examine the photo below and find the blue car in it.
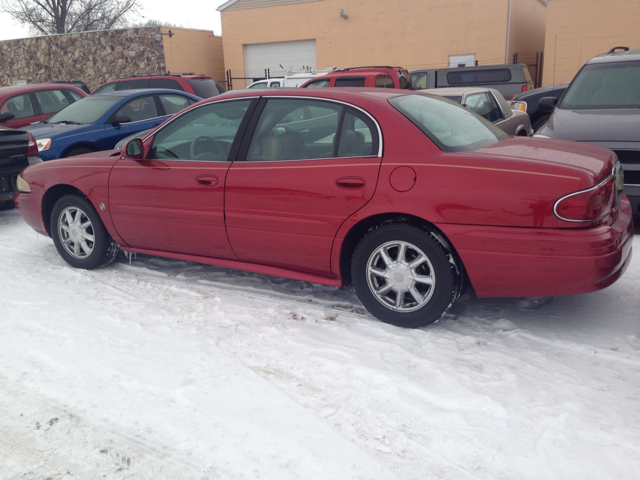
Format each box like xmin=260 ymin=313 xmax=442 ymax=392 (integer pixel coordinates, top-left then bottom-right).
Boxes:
xmin=24 ymin=89 xmax=201 ymax=161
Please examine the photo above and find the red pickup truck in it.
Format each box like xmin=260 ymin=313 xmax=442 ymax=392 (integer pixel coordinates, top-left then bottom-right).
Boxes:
xmin=301 ymin=66 xmax=412 ymax=89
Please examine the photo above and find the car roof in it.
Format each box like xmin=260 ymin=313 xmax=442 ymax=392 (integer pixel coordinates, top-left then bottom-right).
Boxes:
xmin=104 ymin=74 xmax=212 ymax=82
xmin=588 ymin=48 xmax=640 ymax=64
xmin=90 ymin=88 xmax=199 ymax=98
xmin=418 ymin=87 xmax=491 ymax=96
xmin=209 ymin=87 xmax=414 ymax=104
xmin=0 ymin=83 xmax=85 ymax=96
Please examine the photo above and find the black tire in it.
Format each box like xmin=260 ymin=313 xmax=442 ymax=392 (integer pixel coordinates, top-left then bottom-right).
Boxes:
xmin=0 ymin=199 xmax=15 ymax=210
xmin=351 ymin=224 xmax=457 ymax=328
xmin=63 ymin=146 xmax=95 ymax=158
xmin=50 ymin=194 xmax=119 ymax=269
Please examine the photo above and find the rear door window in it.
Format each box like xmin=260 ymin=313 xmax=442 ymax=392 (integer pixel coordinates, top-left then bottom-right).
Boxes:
xmin=149 ymin=78 xmax=184 ymax=91
xmin=334 ymin=77 xmax=366 ymax=87
xmin=117 ymin=79 xmax=150 ymax=90
xmin=447 ymin=69 xmax=512 ymax=85
xmin=375 ymin=75 xmax=395 ymax=88
xmin=34 ymin=89 xmax=71 ymax=114
xmin=159 ymin=94 xmax=194 ymax=115
xmin=114 ymin=95 xmax=158 ymax=122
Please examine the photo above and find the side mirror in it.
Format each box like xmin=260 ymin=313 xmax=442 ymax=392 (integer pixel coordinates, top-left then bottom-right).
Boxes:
xmin=110 ymin=113 xmax=132 ymax=125
xmin=121 ymin=138 xmax=144 ymax=160
xmin=538 ymin=97 xmax=558 ymax=113
xmin=0 ymin=111 xmax=16 ymax=122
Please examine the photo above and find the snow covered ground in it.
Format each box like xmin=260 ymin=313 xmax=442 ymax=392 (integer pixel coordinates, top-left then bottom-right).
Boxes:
xmin=1 ymin=206 xmax=639 ymax=480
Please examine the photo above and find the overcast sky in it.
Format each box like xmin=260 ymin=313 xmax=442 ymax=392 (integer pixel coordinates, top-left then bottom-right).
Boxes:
xmin=0 ymin=0 xmax=228 ymax=41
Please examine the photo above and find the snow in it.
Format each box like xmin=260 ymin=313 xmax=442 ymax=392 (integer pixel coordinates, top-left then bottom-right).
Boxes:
xmin=1 ymin=207 xmax=639 ymax=479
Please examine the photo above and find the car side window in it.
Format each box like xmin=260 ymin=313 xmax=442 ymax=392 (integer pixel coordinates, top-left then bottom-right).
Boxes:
xmin=149 ymin=99 xmax=252 ymax=161
xmin=149 ymin=78 xmax=184 ymax=91
xmin=94 ymin=83 xmax=117 ymax=94
xmin=117 ymin=79 xmax=149 ymax=90
xmin=269 ymin=81 xmax=281 ymax=88
xmin=337 ymin=108 xmax=379 ymax=157
xmin=158 ymin=94 xmax=192 ymax=115
xmin=34 ymin=89 xmax=70 ymax=114
xmin=486 ymin=93 xmax=504 ymax=121
xmin=465 ymin=93 xmax=494 ymax=121
xmin=246 ymin=99 xmax=342 ymax=162
xmin=335 ymin=77 xmax=366 ymax=87
xmin=375 ymin=75 xmax=395 ymax=88
xmin=115 ymin=95 xmax=158 ymax=122
xmin=0 ymin=94 xmax=35 ymax=119
xmin=304 ymin=79 xmax=330 ymax=88
xmin=410 ymin=72 xmax=428 ymax=90
xmin=248 ymin=82 xmax=268 ymax=89
xmin=66 ymin=90 xmax=84 ymax=102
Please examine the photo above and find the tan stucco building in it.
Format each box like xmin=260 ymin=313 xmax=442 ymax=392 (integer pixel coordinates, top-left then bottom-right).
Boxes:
xmin=542 ymin=0 xmax=640 ymax=86
xmin=219 ymin=0 xmax=547 ymax=88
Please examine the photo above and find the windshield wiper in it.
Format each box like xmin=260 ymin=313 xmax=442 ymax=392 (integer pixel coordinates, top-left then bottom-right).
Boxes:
xmin=52 ymin=120 xmax=82 ymax=125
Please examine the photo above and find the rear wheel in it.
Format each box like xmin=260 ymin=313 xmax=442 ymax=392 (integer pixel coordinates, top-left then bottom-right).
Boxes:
xmin=50 ymin=195 xmax=119 ymax=269
xmin=352 ymin=224 xmax=459 ymax=328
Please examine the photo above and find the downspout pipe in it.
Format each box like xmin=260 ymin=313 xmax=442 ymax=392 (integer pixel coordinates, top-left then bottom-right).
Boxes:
xmin=505 ymin=0 xmax=512 ymax=64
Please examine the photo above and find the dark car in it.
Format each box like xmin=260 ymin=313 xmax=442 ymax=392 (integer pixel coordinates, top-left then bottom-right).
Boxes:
xmin=0 ymin=83 xmax=87 ymax=129
xmin=511 ymin=83 xmax=569 ymax=131
xmin=0 ymin=126 xmax=41 ymax=209
xmin=24 ymin=89 xmax=200 ymax=160
xmin=537 ymin=46 xmax=640 ymax=218
xmin=14 ymin=89 xmax=632 ymax=329
xmin=410 ymin=64 xmax=534 ymax=100
xmin=93 ymin=73 xmax=226 ymax=99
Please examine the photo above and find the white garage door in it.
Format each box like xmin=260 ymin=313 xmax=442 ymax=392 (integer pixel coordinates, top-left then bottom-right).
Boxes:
xmin=244 ymin=40 xmax=317 ymax=79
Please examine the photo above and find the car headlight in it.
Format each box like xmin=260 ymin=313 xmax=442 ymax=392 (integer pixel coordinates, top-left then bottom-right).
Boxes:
xmin=511 ymin=101 xmax=527 ymax=112
xmin=16 ymin=175 xmax=31 ymax=193
xmin=36 ymin=138 xmax=52 ymax=151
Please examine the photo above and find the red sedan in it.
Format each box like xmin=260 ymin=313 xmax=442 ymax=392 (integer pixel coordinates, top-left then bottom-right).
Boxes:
xmin=14 ymin=89 xmax=634 ymax=328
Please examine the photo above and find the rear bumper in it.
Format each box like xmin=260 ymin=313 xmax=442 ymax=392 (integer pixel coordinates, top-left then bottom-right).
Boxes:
xmin=14 ymin=192 xmax=49 ymax=237
xmin=439 ymin=197 xmax=634 ymax=298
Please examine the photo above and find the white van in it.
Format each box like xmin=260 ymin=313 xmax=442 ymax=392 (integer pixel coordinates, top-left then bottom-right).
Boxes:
xmin=247 ymin=72 xmax=327 ymax=89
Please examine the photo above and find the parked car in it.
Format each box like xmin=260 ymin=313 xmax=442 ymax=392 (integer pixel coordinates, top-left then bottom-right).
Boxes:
xmin=93 ymin=73 xmax=225 ymax=98
xmin=48 ymin=80 xmax=91 ymax=95
xmin=0 ymin=126 xmax=41 ymax=209
xmin=14 ymin=89 xmax=632 ymax=328
xmin=247 ymin=73 xmax=328 ymax=89
xmin=301 ymin=66 xmax=412 ymax=89
xmin=24 ymin=89 xmax=201 ymax=160
xmin=511 ymin=83 xmax=569 ymax=131
xmin=418 ymin=87 xmax=532 ymax=136
xmin=410 ymin=64 xmax=534 ymax=99
xmin=536 ymin=46 xmax=640 ymax=219
xmin=0 ymin=83 xmax=87 ymax=129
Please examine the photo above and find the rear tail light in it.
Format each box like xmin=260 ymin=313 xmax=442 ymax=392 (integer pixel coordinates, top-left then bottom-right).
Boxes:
xmin=554 ymin=164 xmax=622 ymax=222
xmin=521 ymin=85 xmax=528 ymax=92
xmin=27 ymin=133 xmax=39 ymax=156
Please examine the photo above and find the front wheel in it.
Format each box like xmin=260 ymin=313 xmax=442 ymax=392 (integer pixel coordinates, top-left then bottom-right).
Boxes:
xmin=50 ymin=195 xmax=119 ymax=269
xmin=352 ymin=224 xmax=459 ymax=328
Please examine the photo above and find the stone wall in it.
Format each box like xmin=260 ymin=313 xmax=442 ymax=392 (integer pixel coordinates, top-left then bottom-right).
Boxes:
xmin=0 ymin=28 xmax=166 ymax=91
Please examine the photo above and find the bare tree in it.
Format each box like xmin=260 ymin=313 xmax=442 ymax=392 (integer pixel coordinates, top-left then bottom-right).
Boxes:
xmin=1 ymin=0 xmax=140 ymax=35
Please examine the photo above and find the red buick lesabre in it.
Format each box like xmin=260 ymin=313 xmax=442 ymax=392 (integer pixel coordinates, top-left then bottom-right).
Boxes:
xmin=14 ymin=89 xmax=634 ymax=328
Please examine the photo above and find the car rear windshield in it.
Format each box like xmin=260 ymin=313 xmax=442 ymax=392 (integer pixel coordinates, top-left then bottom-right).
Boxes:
xmin=447 ymin=68 xmax=512 ymax=85
xmin=45 ymin=96 xmax=121 ymax=124
xmin=389 ymin=94 xmax=507 ymax=152
xmin=186 ymin=79 xmax=223 ymax=98
xmin=560 ymin=61 xmax=640 ymax=109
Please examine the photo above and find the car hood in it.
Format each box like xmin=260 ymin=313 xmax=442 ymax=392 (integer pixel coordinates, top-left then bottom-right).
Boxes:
xmin=472 ymin=137 xmax=616 ymax=185
xmin=24 ymin=122 xmax=92 ymax=139
xmin=539 ymin=107 xmax=640 ymax=143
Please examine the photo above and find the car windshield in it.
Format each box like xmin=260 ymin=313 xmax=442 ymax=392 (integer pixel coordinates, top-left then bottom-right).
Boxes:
xmin=389 ymin=94 xmax=507 ymax=152
xmin=560 ymin=60 xmax=640 ymax=109
xmin=46 ymin=96 xmax=121 ymax=124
